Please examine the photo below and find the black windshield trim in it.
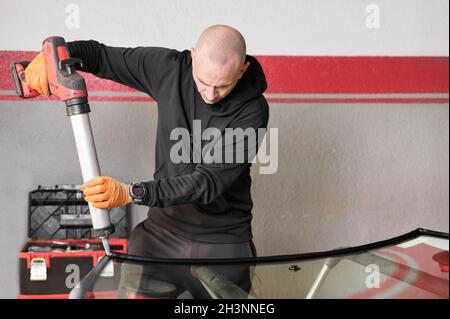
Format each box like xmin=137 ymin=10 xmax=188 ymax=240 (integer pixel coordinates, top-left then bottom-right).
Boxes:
xmin=109 ymin=228 xmax=449 ymax=265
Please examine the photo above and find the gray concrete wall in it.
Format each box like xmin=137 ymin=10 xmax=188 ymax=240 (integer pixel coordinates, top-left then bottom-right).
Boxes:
xmin=252 ymin=103 xmax=449 ymax=254
xmin=0 ymin=0 xmax=448 ymax=298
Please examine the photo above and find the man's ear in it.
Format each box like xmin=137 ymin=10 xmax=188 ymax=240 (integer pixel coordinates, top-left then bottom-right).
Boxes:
xmin=190 ymin=47 xmax=195 ymax=58
xmin=238 ymin=61 xmax=250 ymax=79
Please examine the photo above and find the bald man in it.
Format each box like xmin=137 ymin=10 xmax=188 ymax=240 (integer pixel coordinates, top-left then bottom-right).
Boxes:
xmin=25 ymin=25 xmax=269 ymax=298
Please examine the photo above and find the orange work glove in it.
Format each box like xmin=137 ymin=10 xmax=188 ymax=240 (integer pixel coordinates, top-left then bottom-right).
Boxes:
xmin=80 ymin=176 xmax=131 ymax=209
xmin=24 ymin=51 xmax=50 ymax=96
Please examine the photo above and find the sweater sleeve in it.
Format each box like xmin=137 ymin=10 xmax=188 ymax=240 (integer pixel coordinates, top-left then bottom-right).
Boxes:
xmin=67 ymin=40 xmax=177 ymax=99
xmin=141 ymin=96 xmax=269 ymax=208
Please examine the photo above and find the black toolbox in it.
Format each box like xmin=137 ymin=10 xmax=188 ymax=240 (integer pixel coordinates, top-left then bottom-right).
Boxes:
xmin=18 ymin=185 xmax=128 ymax=299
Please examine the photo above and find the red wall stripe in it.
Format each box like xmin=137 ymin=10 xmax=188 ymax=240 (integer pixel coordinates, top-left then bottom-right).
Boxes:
xmin=1 ymin=51 xmax=448 ymax=95
xmin=257 ymin=56 xmax=449 ymax=94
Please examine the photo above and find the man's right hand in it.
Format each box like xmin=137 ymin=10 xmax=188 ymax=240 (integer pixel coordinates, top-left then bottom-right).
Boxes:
xmin=24 ymin=52 xmax=50 ymax=96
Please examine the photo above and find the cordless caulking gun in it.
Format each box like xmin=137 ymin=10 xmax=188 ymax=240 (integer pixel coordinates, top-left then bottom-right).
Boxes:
xmin=11 ymin=36 xmax=114 ymax=255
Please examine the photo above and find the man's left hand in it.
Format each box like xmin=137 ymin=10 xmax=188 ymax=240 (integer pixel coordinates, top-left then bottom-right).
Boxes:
xmin=81 ymin=176 xmax=131 ymax=208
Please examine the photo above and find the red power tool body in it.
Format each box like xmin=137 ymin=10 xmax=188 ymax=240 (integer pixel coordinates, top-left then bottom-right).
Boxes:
xmin=11 ymin=37 xmax=87 ymax=101
xmin=42 ymin=37 xmax=87 ymax=101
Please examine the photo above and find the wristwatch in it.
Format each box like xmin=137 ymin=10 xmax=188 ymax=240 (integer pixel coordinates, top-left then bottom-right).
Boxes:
xmin=128 ymin=182 xmax=147 ymax=204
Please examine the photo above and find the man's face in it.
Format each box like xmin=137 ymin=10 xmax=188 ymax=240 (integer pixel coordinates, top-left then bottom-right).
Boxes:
xmin=191 ymin=48 xmax=249 ymax=104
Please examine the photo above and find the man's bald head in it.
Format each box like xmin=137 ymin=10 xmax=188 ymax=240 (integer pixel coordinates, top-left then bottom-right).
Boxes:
xmin=191 ymin=25 xmax=250 ymax=104
xmin=194 ymin=24 xmax=247 ymax=65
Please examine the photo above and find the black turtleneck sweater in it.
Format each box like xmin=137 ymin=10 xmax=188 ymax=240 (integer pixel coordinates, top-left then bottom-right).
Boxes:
xmin=68 ymin=41 xmax=269 ymax=243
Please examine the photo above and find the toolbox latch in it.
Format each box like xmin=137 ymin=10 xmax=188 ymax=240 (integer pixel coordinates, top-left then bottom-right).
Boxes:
xmin=30 ymin=258 xmax=47 ymax=281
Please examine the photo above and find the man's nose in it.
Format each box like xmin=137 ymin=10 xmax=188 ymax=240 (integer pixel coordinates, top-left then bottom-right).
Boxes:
xmin=204 ymin=87 xmax=217 ymax=100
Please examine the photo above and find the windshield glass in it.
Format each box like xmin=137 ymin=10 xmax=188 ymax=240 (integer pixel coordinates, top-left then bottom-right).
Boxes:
xmin=74 ymin=230 xmax=448 ymax=299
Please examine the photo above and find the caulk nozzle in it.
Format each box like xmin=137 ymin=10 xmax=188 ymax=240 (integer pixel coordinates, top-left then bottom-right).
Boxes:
xmin=101 ymin=237 xmax=111 ymax=256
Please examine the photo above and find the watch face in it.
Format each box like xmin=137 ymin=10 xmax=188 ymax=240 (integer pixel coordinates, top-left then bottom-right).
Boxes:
xmin=132 ymin=185 xmax=145 ymax=197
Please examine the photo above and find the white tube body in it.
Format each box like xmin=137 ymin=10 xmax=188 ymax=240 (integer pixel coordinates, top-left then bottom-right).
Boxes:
xmin=70 ymin=113 xmax=112 ymax=232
